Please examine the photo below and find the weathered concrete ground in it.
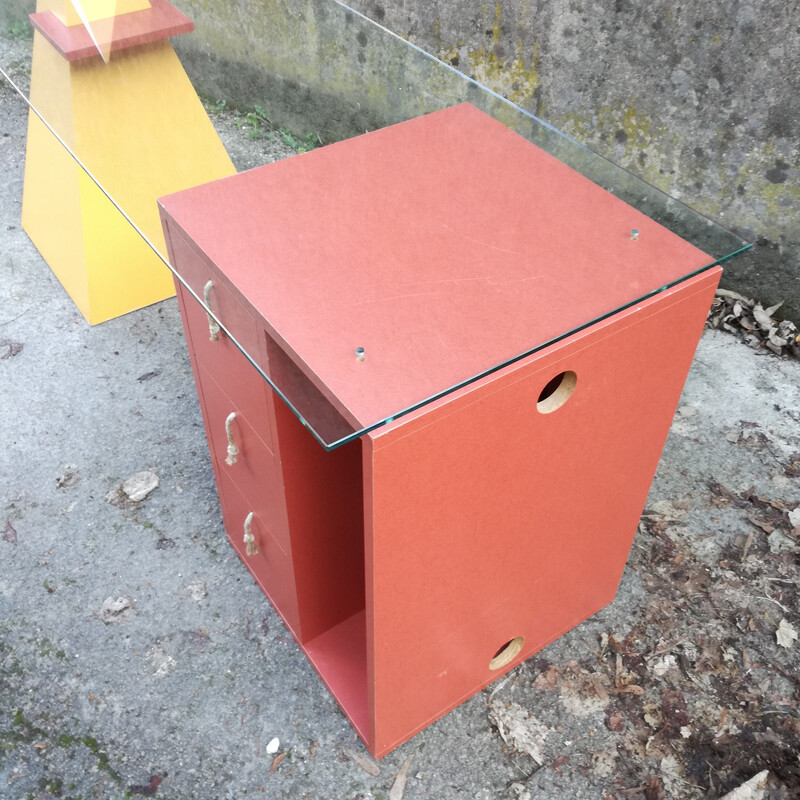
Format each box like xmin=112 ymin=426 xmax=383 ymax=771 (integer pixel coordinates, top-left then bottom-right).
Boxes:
xmin=2 ymin=31 xmax=800 ymax=800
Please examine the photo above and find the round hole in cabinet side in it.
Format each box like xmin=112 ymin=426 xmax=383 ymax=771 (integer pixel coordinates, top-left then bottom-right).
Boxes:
xmin=489 ymin=636 xmax=525 ymax=671
xmin=536 ymin=370 xmax=577 ymax=414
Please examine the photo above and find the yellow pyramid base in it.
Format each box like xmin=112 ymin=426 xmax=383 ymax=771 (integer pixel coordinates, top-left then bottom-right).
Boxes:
xmin=22 ymin=25 xmax=235 ymax=324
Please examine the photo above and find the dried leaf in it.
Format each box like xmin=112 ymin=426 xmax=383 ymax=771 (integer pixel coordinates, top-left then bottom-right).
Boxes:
xmin=605 ymin=710 xmax=625 ymax=731
xmin=776 ymin=618 xmax=798 ymax=648
xmin=343 ymin=747 xmax=380 ymax=776
xmin=56 ymin=464 xmax=80 ymax=491
xmin=388 ymin=754 xmax=414 ymax=800
xmin=591 ymin=674 xmax=609 ymax=701
xmin=715 ymin=288 xmax=752 ymax=303
xmin=129 ymin=775 xmax=165 ymax=796
xmin=785 ymin=454 xmax=800 ymax=478
xmin=647 ymin=499 xmax=690 ymax=520
xmin=643 ymin=702 xmax=661 ymax=728
xmin=182 ymin=629 xmax=211 ymax=647
xmin=2 ymin=520 xmax=17 ymax=544
xmin=533 ymin=665 xmax=559 ymax=691
xmin=768 ymin=531 xmax=797 ymax=553
xmin=591 ymin=750 xmax=616 ymax=777
xmin=645 ymin=776 xmax=665 ymax=800
xmin=652 ymin=655 xmax=677 ymax=678
xmin=609 ymin=684 xmax=645 ymax=695
xmin=660 ymin=754 xmax=684 ymax=795
xmin=270 ymin=752 xmax=287 ymax=774
xmin=719 ymin=769 xmax=769 ymax=800
xmin=489 ymin=701 xmax=549 ymax=764
xmin=743 ymin=333 xmax=762 ymax=348
xmin=752 ymin=304 xmax=775 ymax=330
xmin=708 ymin=479 xmax=747 ymax=507
xmin=746 ymin=513 xmax=774 ymax=534
xmin=0 ymin=339 xmax=23 ymax=359
xmin=661 ymin=690 xmax=690 ymax=732
xmin=764 ymin=301 xmax=784 ymax=317
xmin=741 ymin=531 xmax=755 ymax=561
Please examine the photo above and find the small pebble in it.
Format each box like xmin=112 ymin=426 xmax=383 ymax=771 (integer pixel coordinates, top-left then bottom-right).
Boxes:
xmin=187 ymin=581 xmax=207 ymax=601
xmin=121 ymin=470 xmax=159 ymax=502
xmin=100 ymin=595 xmax=134 ymax=623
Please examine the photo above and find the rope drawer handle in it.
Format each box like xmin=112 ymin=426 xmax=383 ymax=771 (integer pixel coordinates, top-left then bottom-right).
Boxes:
xmin=203 ymin=280 xmax=220 ymax=341
xmin=225 ymin=412 xmax=239 ymax=465
xmin=243 ymin=511 xmax=258 ymax=556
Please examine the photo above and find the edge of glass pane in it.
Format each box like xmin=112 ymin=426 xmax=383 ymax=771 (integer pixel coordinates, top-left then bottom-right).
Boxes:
xmin=0 ymin=14 xmax=753 ymax=451
xmin=331 ymin=0 xmax=750 ymax=262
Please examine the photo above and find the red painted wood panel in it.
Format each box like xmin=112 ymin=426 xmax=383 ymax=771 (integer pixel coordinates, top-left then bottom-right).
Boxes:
xmin=217 ymin=467 xmax=300 ymax=638
xmin=176 ymin=283 xmax=276 ymax=452
xmin=304 ymin=610 xmax=370 ymax=742
xmin=165 ymin=221 xmax=267 ymax=380
xmin=196 ymin=362 xmax=290 ymax=552
xmin=364 ymin=269 xmax=719 ymax=755
xmin=271 ymin=399 xmax=366 ymax=644
xmin=158 ymin=104 xmax=714 ymax=431
xmin=159 ymin=104 xmax=722 ymax=757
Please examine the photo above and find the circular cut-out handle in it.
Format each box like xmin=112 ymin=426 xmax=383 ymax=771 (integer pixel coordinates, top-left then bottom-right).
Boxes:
xmin=489 ymin=636 xmax=525 ymax=670
xmin=536 ymin=370 xmax=577 ymax=414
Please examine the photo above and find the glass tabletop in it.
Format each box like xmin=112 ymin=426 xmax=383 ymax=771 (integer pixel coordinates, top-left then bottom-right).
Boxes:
xmin=0 ymin=0 xmax=751 ymax=450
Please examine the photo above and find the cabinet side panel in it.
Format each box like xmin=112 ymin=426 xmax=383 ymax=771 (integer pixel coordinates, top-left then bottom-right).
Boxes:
xmin=272 ymin=400 xmax=366 ymax=644
xmin=367 ymin=271 xmax=719 ymax=756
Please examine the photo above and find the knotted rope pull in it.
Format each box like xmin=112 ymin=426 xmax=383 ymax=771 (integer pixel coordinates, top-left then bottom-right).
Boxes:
xmin=225 ymin=412 xmax=239 ymax=465
xmin=243 ymin=511 xmax=258 ymax=556
xmin=203 ymin=280 xmax=220 ymax=341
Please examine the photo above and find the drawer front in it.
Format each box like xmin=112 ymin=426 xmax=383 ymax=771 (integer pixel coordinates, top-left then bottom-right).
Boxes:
xmin=216 ymin=467 xmax=300 ymax=636
xmin=197 ymin=361 xmax=290 ymax=553
xmin=177 ymin=282 xmax=276 ymax=453
xmin=167 ymin=224 xmax=264 ymax=372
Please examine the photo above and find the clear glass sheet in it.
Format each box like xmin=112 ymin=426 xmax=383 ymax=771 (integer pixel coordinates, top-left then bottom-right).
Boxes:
xmin=0 ymin=1 xmax=751 ymax=449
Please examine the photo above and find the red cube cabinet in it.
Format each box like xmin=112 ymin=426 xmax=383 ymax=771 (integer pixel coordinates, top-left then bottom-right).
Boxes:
xmin=158 ymin=103 xmax=723 ymax=757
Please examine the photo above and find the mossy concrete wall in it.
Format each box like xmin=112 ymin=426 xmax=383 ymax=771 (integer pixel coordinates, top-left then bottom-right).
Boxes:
xmin=0 ymin=0 xmax=32 ymax=30
xmin=344 ymin=0 xmax=799 ymax=322
xmin=4 ymin=0 xmax=797 ymax=321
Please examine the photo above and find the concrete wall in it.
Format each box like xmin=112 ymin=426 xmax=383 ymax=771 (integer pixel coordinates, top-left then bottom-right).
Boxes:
xmin=344 ymin=0 xmax=799 ymax=322
xmin=4 ymin=0 xmax=798 ymax=321
xmin=0 ymin=0 xmax=32 ymax=29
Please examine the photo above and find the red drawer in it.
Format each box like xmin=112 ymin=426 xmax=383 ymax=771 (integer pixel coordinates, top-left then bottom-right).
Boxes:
xmin=166 ymin=222 xmax=265 ymax=372
xmin=216 ymin=467 xmax=300 ymax=636
xmin=177 ymin=282 xmax=276 ymax=453
xmin=196 ymin=362 xmax=290 ymax=552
